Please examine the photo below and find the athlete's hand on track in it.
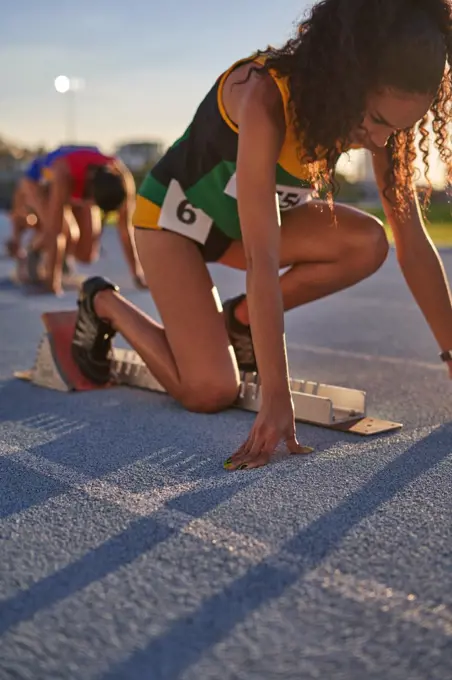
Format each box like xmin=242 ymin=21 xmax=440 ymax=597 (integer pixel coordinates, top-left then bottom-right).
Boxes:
xmin=447 ymin=362 xmax=452 ymax=380
xmin=224 ymin=394 xmax=314 ymax=471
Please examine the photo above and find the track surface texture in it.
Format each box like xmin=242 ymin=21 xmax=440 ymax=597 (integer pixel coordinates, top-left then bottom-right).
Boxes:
xmin=0 ymin=214 xmax=451 ymax=680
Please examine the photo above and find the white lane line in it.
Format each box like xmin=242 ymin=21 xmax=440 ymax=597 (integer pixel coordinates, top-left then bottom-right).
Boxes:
xmin=287 ymin=343 xmax=443 ymax=371
xmin=1 ymin=445 xmax=451 ymax=639
xmin=1 ymin=446 xmax=199 ymax=520
xmin=0 ymin=415 xmax=88 ymax=449
xmin=0 ymin=447 xmax=271 ymax=570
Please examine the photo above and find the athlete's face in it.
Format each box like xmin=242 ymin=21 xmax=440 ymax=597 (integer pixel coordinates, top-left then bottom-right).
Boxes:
xmin=350 ymin=88 xmax=433 ymax=151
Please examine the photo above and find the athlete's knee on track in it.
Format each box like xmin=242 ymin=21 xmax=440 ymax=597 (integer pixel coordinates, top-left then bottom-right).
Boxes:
xmin=179 ymin=378 xmax=239 ymax=414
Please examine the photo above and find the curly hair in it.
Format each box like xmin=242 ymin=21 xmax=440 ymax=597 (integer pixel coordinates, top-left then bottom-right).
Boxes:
xmin=257 ymin=0 xmax=452 ymax=215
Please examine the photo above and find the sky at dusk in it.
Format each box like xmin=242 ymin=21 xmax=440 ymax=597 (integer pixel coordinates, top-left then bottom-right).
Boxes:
xmin=0 ymin=1 xmax=311 ymax=151
xmin=0 ymin=1 xmax=445 ymax=184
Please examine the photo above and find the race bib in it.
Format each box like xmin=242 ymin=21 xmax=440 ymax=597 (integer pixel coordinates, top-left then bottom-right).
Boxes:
xmin=158 ymin=179 xmax=213 ymax=244
xmin=224 ymin=173 xmax=313 ymax=211
xmin=276 ymin=186 xmax=313 ymax=210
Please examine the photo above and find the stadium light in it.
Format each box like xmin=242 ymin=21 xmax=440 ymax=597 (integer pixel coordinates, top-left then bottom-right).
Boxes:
xmin=53 ymin=76 xmax=85 ymax=142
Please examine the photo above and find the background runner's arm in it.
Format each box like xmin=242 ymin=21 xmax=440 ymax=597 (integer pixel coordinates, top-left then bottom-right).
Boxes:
xmin=236 ymin=72 xmax=289 ymax=397
xmin=21 ymin=178 xmax=50 ymax=226
xmin=372 ymin=148 xmax=452 ymax=359
xmin=115 ymin=162 xmax=145 ymax=283
xmin=44 ymin=164 xmax=68 ymax=293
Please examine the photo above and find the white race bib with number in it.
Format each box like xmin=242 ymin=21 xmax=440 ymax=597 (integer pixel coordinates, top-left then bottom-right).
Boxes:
xmin=276 ymin=186 xmax=313 ymax=210
xmin=224 ymin=173 xmax=314 ymax=211
xmin=158 ymin=179 xmax=213 ymax=244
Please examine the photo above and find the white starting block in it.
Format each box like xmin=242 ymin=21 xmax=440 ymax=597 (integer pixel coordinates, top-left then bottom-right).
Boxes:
xmin=16 ymin=314 xmax=403 ymax=436
xmin=112 ymin=348 xmax=365 ymax=427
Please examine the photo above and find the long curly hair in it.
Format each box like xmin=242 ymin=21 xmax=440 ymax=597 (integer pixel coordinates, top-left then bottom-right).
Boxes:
xmin=258 ymin=0 xmax=452 ymax=215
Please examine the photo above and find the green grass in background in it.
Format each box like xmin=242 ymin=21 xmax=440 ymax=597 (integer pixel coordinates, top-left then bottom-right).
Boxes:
xmin=386 ymin=222 xmax=452 ymax=246
xmin=368 ymin=202 xmax=452 ymax=247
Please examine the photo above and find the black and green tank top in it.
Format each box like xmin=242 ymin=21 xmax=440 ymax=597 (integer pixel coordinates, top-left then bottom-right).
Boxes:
xmin=133 ymin=54 xmax=322 ymax=241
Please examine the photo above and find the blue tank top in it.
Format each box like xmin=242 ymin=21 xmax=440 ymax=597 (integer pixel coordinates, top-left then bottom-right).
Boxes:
xmin=24 ymin=145 xmax=100 ymax=183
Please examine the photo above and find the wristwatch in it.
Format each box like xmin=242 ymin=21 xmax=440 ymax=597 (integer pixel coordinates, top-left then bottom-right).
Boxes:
xmin=439 ymin=350 xmax=452 ymax=362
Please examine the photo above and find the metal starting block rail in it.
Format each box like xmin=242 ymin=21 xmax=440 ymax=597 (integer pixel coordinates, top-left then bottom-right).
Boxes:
xmin=111 ymin=348 xmax=366 ymax=427
xmin=15 ymin=311 xmax=403 ymax=436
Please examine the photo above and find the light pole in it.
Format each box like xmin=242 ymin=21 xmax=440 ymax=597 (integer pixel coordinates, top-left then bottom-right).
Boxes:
xmin=54 ymin=75 xmax=85 ymax=143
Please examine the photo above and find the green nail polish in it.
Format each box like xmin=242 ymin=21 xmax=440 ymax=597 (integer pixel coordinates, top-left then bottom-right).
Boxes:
xmin=225 ymin=457 xmax=232 ymax=464
xmin=238 ymin=463 xmax=248 ymax=470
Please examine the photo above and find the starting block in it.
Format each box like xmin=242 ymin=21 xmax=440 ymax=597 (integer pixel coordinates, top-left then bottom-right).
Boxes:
xmin=9 ymin=256 xmax=86 ymax=294
xmin=15 ymin=311 xmax=402 ymax=435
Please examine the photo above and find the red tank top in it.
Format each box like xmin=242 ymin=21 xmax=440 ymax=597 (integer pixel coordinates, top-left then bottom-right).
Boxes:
xmin=65 ymin=149 xmax=115 ymax=199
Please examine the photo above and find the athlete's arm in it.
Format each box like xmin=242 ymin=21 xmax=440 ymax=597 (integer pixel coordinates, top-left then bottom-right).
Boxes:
xmin=236 ymin=72 xmax=288 ymax=394
xmin=373 ymin=147 xmax=452 ymax=372
xmin=225 ymin=70 xmax=312 ymax=469
xmin=20 ymin=178 xmax=50 ymax=226
xmin=224 ymin=69 xmax=311 ymax=467
xmin=115 ymin=161 xmax=146 ymax=287
xmin=8 ymin=183 xmax=31 ymax=256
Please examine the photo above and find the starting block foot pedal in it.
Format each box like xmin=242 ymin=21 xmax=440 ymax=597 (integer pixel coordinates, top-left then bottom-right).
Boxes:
xmin=15 ymin=311 xmax=403 ymax=435
xmin=329 ymin=416 xmax=402 ymax=435
xmin=20 ymin=311 xmax=114 ymax=391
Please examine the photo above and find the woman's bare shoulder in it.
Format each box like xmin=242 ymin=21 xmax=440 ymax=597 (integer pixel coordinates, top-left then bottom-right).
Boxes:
xmin=223 ymin=60 xmax=284 ymax=126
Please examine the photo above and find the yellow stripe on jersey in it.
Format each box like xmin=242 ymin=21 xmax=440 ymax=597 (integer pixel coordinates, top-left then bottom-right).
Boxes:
xmin=216 ymin=55 xmax=257 ymax=134
xmin=216 ymin=53 xmax=317 ymax=182
xmin=132 ymin=195 xmax=162 ymax=229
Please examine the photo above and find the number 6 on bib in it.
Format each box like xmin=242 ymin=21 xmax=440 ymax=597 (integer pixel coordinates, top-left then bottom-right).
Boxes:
xmin=158 ymin=179 xmax=213 ymax=244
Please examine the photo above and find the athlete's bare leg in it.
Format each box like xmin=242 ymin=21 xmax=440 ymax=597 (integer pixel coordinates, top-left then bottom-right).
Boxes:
xmin=71 ymin=204 xmax=102 ymax=263
xmin=94 ymin=229 xmax=241 ymax=413
xmin=217 ymin=200 xmax=389 ymax=323
xmin=81 ymin=202 xmax=386 ymax=413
